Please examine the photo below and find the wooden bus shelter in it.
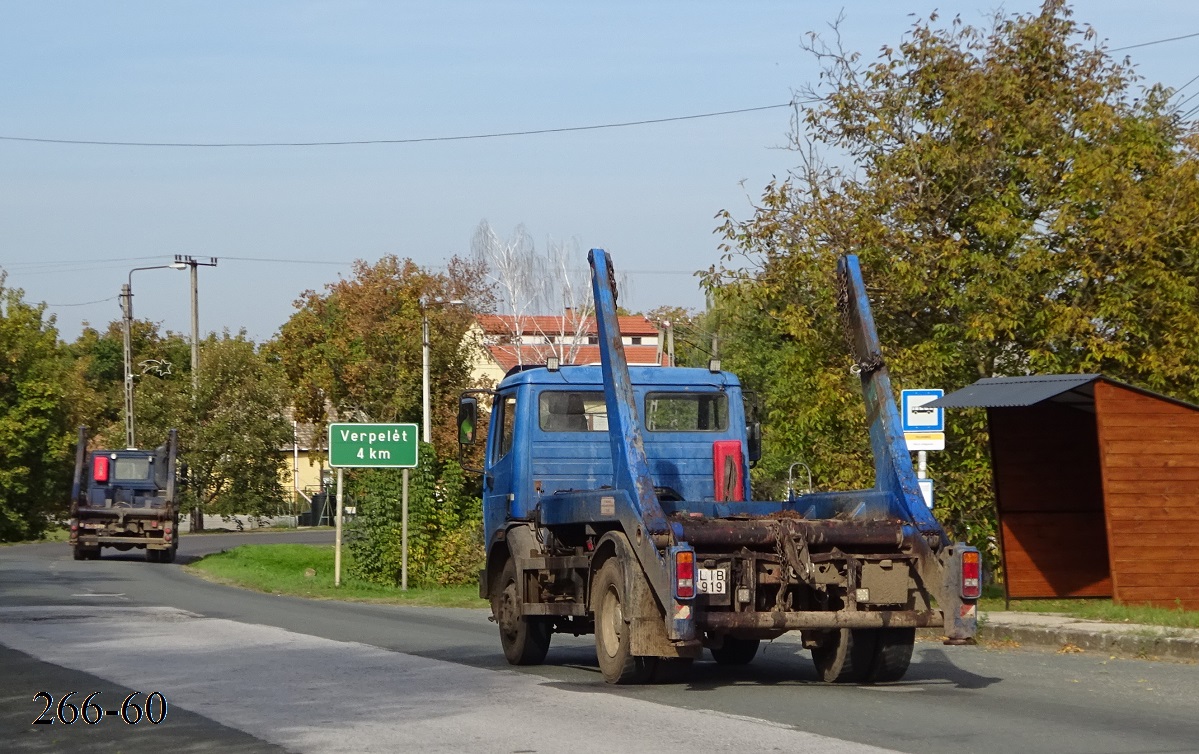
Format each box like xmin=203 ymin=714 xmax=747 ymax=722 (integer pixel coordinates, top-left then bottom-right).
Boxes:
xmin=931 ymin=375 xmax=1199 ymax=609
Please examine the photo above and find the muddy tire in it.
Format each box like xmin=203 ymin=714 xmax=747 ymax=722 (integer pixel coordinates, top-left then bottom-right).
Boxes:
xmin=864 ymin=627 xmax=915 ymax=683
xmin=492 ymin=559 xmax=551 ymax=665
xmin=146 ymin=548 xmax=161 ymax=563
xmin=810 ymin=629 xmax=877 ymax=683
xmin=711 ymin=636 xmax=760 ymax=666
xmin=72 ymin=544 xmax=85 ymax=561
xmin=593 ymin=558 xmax=656 ymax=684
xmin=161 ymin=543 xmax=177 ymax=564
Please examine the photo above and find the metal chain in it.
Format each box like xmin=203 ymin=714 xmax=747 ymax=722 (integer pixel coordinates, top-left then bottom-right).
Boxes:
xmin=836 ymin=263 xmax=885 ymax=375
xmin=772 ymin=521 xmax=810 ymax=612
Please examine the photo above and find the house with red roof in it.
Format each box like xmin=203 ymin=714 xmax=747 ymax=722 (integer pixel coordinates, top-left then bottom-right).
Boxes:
xmin=471 ymin=310 xmax=665 ymax=385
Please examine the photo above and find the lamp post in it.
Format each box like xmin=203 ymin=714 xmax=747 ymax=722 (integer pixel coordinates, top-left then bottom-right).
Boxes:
xmin=421 ymin=297 xmax=465 ymax=444
xmin=122 ymin=262 xmax=187 ymax=448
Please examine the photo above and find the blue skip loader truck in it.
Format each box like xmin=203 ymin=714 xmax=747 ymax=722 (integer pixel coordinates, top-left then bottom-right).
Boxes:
xmin=458 ymin=249 xmax=979 ymax=684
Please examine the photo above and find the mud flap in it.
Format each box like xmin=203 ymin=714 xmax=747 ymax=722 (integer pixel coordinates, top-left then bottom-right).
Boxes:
xmin=940 ymin=545 xmax=979 ymax=644
xmin=596 ymin=531 xmax=700 ymax=659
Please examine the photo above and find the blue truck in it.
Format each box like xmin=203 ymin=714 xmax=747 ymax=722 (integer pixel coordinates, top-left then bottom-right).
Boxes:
xmin=458 ymin=249 xmax=979 ymax=684
xmin=68 ymin=426 xmax=181 ymax=563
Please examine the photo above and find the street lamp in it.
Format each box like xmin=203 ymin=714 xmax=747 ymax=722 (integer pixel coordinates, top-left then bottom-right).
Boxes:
xmin=122 ymin=262 xmax=187 ymax=448
xmin=421 ymin=297 xmax=465 ymax=444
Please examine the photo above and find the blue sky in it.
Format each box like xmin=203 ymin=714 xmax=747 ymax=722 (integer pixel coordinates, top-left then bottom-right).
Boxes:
xmin=2 ymin=1 xmax=1197 ymax=343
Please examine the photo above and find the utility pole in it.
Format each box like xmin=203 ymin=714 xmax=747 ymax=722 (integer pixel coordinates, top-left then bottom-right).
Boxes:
xmin=122 ymin=262 xmax=187 ymax=449
xmin=666 ymin=320 xmax=675 ymax=367
xmin=420 ymin=297 xmax=464 ymax=444
xmin=173 ymin=255 xmax=217 ymax=532
xmin=174 ymin=255 xmax=217 ymax=395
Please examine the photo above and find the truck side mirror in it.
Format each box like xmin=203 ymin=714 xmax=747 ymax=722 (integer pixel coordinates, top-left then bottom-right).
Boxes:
xmin=458 ymin=397 xmax=479 ymax=445
xmin=747 ymin=420 xmax=762 ymax=465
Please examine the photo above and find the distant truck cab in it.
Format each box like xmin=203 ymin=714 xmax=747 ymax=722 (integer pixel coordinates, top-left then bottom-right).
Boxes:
xmin=69 ymin=427 xmax=180 ymax=563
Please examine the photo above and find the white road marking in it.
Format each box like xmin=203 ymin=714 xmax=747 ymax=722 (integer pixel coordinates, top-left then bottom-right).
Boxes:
xmin=0 ymin=605 xmax=898 ymax=754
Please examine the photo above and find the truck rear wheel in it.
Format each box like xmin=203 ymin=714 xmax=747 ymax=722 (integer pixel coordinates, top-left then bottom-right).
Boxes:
xmin=810 ymin=628 xmax=876 ymax=683
xmin=810 ymin=627 xmax=915 ymax=683
xmin=593 ymin=558 xmax=656 ymax=684
xmin=161 ymin=542 xmax=177 ymax=564
xmin=865 ymin=627 xmax=915 ymax=683
xmin=710 ymin=636 xmax=760 ymax=665
xmin=492 ymin=559 xmax=551 ymax=665
xmin=72 ymin=544 xmax=85 ymax=561
xmin=146 ymin=549 xmax=161 ymax=563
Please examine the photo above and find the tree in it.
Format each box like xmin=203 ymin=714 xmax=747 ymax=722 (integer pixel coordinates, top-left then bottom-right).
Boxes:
xmin=271 ymin=255 xmax=491 ymax=452
xmin=644 ymin=305 xmax=712 ymax=368
xmin=162 ymin=333 xmax=292 ymax=517
xmin=707 ymin=1 xmax=1199 ymax=557
xmin=0 ymin=274 xmax=80 ymax=541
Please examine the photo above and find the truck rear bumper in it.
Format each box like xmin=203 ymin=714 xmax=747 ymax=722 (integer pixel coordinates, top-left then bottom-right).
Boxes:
xmin=75 ymin=535 xmax=171 ymax=550
xmin=698 ymin=609 xmax=942 ymax=631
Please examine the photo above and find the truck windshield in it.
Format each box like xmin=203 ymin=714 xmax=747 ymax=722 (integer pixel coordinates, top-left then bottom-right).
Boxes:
xmin=539 ymin=391 xmax=608 ymax=432
xmin=645 ymin=393 xmax=728 ymax=432
xmin=114 ymin=457 xmax=151 ymax=480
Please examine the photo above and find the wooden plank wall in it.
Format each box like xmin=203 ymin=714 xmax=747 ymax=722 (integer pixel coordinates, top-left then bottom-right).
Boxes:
xmin=990 ymin=404 xmax=1112 ymax=599
xmin=1094 ymin=381 xmax=1199 ymax=610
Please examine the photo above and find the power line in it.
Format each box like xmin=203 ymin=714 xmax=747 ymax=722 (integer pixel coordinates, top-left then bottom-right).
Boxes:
xmin=1110 ymin=31 xmax=1199 ymax=53
xmin=222 ymin=256 xmax=349 ymax=266
xmin=45 ymin=295 xmax=118 ymax=308
xmin=0 ymin=102 xmax=804 ymax=149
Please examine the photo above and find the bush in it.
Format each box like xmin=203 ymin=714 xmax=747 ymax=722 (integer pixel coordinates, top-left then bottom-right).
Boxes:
xmin=346 ymin=443 xmax=483 ymax=587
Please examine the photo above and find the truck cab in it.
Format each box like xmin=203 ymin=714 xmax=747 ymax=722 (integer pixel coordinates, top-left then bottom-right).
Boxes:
xmin=478 ymin=365 xmax=755 ymax=544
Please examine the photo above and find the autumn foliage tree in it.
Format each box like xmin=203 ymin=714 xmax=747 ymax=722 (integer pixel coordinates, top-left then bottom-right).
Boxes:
xmin=272 ymin=255 xmax=490 ymax=451
xmin=707 ymin=1 xmax=1199 ymax=561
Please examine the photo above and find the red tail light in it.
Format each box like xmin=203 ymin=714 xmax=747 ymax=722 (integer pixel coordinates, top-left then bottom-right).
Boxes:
xmin=675 ymin=550 xmax=695 ymax=600
xmin=92 ymin=456 xmax=110 ymax=483
xmin=164 ymin=522 xmax=173 ymax=543
xmin=961 ymin=550 xmax=982 ymax=600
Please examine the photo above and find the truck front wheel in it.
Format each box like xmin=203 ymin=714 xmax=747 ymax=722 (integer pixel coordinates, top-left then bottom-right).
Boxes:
xmin=593 ymin=558 xmax=656 ymax=684
xmin=492 ymin=559 xmax=551 ymax=665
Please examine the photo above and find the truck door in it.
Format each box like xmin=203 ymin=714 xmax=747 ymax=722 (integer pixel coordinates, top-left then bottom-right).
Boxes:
xmin=485 ymin=392 xmax=519 ymax=530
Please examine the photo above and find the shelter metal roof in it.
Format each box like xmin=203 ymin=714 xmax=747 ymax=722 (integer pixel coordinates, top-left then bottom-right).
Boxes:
xmin=926 ymin=374 xmax=1102 ymax=409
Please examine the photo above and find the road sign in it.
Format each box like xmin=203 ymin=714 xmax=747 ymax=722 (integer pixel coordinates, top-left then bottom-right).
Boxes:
xmin=902 ymin=389 xmax=944 ymax=432
xmin=918 ymin=478 xmax=934 ymax=509
xmin=328 ymin=423 xmax=419 ymax=468
xmin=903 ymin=432 xmax=946 ymax=451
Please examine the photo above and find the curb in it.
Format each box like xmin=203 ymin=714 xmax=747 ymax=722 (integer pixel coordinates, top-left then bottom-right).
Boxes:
xmin=976 ymin=621 xmax=1199 ymax=662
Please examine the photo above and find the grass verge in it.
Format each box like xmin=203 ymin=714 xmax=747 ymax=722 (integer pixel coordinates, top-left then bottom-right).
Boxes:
xmin=186 ymin=543 xmax=486 ymax=608
xmin=979 ymin=588 xmax=1199 ymax=630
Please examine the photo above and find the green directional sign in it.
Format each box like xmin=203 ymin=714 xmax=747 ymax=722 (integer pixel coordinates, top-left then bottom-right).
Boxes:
xmin=328 ymin=423 xmax=419 ymax=468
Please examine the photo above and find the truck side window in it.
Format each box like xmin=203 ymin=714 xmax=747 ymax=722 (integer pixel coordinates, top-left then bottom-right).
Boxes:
xmin=497 ymin=394 xmax=517 ymax=460
xmin=539 ymin=391 xmax=607 ymax=432
xmin=645 ymin=392 xmax=728 ymax=432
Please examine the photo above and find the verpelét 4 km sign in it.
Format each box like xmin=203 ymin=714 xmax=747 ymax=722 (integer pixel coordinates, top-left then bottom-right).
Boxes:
xmin=328 ymin=423 xmax=419 ymax=468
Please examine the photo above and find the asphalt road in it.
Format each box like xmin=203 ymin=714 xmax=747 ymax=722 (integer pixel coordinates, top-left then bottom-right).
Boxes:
xmin=2 ymin=532 xmax=1197 ymax=753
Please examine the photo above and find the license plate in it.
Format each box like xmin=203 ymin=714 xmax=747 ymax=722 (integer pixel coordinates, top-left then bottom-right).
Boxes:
xmin=697 ymin=566 xmax=728 ymax=595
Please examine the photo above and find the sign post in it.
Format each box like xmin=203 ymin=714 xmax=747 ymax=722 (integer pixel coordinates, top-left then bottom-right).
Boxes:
xmin=901 ymin=390 xmax=944 ymax=508
xmin=328 ymin=423 xmax=419 ymax=588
